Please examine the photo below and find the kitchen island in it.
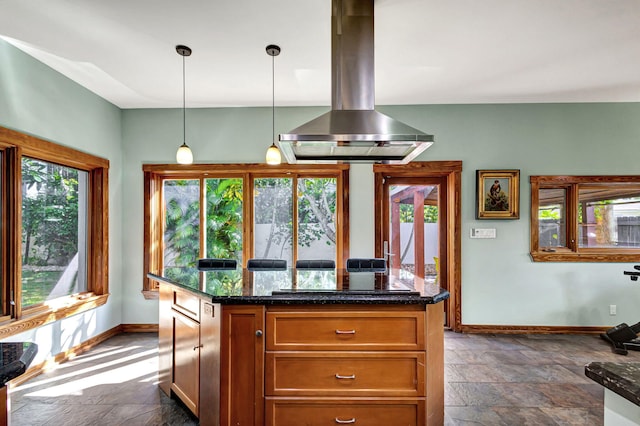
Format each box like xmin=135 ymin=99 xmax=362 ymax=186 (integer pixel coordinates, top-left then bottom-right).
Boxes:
xmin=149 ymin=267 xmax=449 ymax=426
xmin=585 ymin=361 xmax=640 ymax=426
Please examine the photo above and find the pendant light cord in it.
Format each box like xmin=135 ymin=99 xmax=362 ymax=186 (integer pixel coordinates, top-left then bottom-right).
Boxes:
xmin=182 ymin=53 xmax=186 ymax=144
xmin=264 ymin=44 xmax=281 ymax=164
xmin=272 ymin=53 xmax=275 ymax=144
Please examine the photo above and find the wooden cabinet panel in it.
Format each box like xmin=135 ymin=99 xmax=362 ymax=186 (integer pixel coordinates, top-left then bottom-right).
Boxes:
xmin=265 ymin=351 xmax=425 ymax=397
xmin=266 ymin=310 xmax=425 ymax=351
xmin=425 ymin=302 xmax=445 ymax=425
xmin=265 ymin=398 xmax=425 ymax=426
xmin=199 ymin=301 xmax=221 ymax=426
xmin=220 ymin=305 xmax=265 ymax=426
xmin=172 ymin=287 xmax=200 ymax=321
xmin=158 ymin=284 xmax=173 ymax=395
xmin=171 ymin=310 xmax=200 ymax=416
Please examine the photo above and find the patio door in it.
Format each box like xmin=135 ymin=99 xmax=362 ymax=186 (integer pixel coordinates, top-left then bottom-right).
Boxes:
xmin=374 ymin=162 xmax=462 ymax=331
xmin=383 ymin=179 xmax=444 ymax=281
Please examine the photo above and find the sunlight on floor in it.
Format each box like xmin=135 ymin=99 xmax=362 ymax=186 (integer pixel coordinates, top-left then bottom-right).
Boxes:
xmin=52 ymin=345 xmax=146 ymax=370
xmin=16 ymin=348 xmax=158 ymax=396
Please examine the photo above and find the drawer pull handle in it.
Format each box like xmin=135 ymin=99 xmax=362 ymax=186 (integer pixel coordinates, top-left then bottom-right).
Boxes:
xmin=193 ymin=344 xmax=203 ymax=351
xmin=335 ymin=418 xmax=356 ymax=424
xmin=335 ymin=374 xmax=356 ymax=379
xmin=335 ymin=329 xmax=356 ymax=335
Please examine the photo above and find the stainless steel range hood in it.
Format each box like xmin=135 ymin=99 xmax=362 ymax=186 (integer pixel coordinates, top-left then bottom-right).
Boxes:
xmin=278 ymin=0 xmax=434 ymax=164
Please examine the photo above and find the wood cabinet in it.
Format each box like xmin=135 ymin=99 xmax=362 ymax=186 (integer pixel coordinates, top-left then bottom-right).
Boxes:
xmin=261 ymin=304 xmax=442 ymax=426
xmin=159 ymin=282 xmax=445 ymax=426
xmin=158 ymin=284 xmax=221 ymax=423
xmin=220 ymin=305 xmax=265 ymax=426
xmin=171 ymin=308 xmax=200 ymax=413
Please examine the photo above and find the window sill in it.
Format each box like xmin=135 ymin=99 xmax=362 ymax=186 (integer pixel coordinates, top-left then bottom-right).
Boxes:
xmin=142 ymin=290 xmax=159 ymax=300
xmin=531 ymin=251 xmax=640 ymax=262
xmin=0 ymin=293 xmax=109 ymax=340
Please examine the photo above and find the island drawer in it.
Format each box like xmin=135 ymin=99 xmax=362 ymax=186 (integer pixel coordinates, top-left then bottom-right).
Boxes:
xmin=170 ymin=287 xmax=200 ymax=322
xmin=265 ymin=397 xmax=425 ymax=426
xmin=265 ymin=309 xmax=425 ymax=350
xmin=265 ymin=351 xmax=425 ymax=397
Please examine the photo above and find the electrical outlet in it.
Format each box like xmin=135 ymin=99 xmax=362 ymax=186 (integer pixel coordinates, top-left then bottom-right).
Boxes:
xmin=609 ymin=304 xmax=617 ymax=316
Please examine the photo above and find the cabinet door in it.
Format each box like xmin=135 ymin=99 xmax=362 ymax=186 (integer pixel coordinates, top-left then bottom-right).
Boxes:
xmin=171 ymin=310 xmax=200 ymax=416
xmin=220 ymin=305 xmax=265 ymax=426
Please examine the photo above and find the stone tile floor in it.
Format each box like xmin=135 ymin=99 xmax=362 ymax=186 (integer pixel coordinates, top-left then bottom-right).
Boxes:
xmin=9 ymin=333 xmax=198 ymax=426
xmin=444 ymin=331 xmax=640 ymax=425
xmin=8 ymin=331 xmax=640 ymax=425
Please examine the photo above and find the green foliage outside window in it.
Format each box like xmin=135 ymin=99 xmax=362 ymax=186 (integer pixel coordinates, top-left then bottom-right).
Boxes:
xmin=254 ymin=178 xmax=293 ymax=259
xmin=163 ymin=175 xmax=337 ymax=287
xmin=164 ymin=179 xmax=200 ymax=270
xmin=205 ymin=178 xmax=243 ymax=260
xmin=163 ymin=178 xmax=244 ymax=288
xmin=21 ymin=158 xmax=84 ymax=307
xmin=297 ymin=178 xmax=337 ymax=247
xmin=399 ymin=204 xmax=438 ymax=223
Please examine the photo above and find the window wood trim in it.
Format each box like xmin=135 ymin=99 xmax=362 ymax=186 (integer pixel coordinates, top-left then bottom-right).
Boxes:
xmin=530 ymin=175 xmax=640 ymax=262
xmin=0 ymin=126 xmax=110 ymax=338
xmin=2 ymin=147 xmax=21 ymax=318
xmin=0 ymin=294 xmax=109 ymax=339
xmin=142 ymin=163 xmax=350 ymax=297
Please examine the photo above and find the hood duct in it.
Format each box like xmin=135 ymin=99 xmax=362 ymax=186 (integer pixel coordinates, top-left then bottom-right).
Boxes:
xmin=278 ymin=0 xmax=434 ymax=164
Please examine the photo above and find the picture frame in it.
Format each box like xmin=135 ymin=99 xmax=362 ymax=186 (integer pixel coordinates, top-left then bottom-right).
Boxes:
xmin=476 ymin=169 xmax=520 ymax=220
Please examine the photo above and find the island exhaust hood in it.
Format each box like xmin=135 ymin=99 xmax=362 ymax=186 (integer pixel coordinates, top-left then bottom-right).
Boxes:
xmin=278 ymin=0 xmax=434 ymax=164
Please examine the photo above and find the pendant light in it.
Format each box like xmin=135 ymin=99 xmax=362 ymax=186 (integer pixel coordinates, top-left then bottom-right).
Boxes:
xmin=176 ymin=45 xmax=194 ymax=164
xmin=265 ymin=44 xmax=281 ymax=165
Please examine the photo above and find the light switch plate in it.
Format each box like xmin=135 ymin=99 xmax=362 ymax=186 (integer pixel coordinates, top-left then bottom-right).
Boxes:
xmin=470 ymin=228 xmax=497 ymax=239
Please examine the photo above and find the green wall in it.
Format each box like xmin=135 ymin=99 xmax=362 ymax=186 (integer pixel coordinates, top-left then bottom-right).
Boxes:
xmin=381 ymin=103 xmax=640 ymax=325
xmin=122 ymin=103 xmax=640 ymax=327
xmin=0 ymin=39 xmax=123 ymax=363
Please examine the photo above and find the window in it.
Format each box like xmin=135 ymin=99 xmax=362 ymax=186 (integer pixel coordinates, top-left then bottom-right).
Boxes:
xmin=21 ymin=158 xmax=88 ymax=308
xmin=530 ymin=175 xmax=640 ymax=262
xmin=163 ymin=178 xmax=201 ymax=286
xmin=297 ymin=178 xmax=337 ymax=262
xmin=254 ymin=177 xmax=293 ymax=264
xmin=0 ymin=126 xmax=109 ymax=336
xmin=143 ymin=164 xmax=348 ymax=297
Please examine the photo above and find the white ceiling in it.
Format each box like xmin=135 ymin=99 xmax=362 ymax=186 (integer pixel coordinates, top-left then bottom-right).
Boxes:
xmin=1 ymin=0 xmax=639 ymax=109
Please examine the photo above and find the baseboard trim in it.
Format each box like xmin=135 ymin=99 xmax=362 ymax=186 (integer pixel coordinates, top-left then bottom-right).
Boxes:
xmin=458 ymin=324 xmax=609 ymax=334
xmin=121 ymin=323 xmax=159 ymax=333
xmin=8 ymin=323 xmax=158 ymax=387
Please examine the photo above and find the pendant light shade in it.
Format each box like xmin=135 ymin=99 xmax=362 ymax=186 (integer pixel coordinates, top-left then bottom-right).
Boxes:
xmin=265 ymin=143 xmax=281 ymax=165
xmin=176 ymin=142 xmax=193 ymax=164
xmin=176 ymin=45 xmax=193 ymax=164
xmin=265 ymin=44 xmax=281 ymax=165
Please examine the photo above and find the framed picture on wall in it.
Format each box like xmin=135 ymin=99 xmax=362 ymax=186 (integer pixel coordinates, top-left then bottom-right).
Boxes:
xmin=476 ymin=169 xmax=520 ymax=219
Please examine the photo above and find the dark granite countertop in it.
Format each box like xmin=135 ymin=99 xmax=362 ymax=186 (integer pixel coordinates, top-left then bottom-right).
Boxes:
xmin=0 ymin=342 xmax=38 ymax=386
xmin=585 ymin=362 xmax=640 ymax=407
xmin=148 ymin=267 xmax=449 ymax=305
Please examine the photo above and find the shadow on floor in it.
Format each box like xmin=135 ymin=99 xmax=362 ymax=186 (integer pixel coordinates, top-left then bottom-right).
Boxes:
xmin=10 ymin=333 xmax=198 ymax=426
xmin=10 ymin=331 xmax=640 ymax=425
